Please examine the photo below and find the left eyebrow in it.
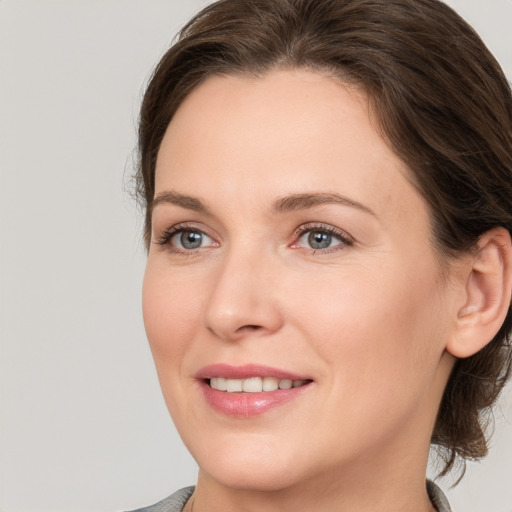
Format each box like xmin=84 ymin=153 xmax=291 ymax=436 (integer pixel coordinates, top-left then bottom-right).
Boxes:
xmin=271 ymin=192 xmax=377 ymax=217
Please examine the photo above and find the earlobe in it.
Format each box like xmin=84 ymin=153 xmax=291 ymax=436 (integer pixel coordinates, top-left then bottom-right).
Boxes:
xmin=447 ymin=227 xmax=512 ymax=359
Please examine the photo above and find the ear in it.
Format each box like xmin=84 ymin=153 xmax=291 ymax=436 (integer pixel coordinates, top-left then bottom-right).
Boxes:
xmin=447 ymin=227 xmax=512 ymax=359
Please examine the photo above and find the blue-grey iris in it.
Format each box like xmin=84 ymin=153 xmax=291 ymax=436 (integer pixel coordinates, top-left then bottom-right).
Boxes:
xmin=308 ymin=231 xmax=331 ymax=249
xmin=181 ymin=231 xmax=203 ymax=249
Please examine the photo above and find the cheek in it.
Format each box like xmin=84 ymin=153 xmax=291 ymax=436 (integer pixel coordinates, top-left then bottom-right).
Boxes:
xmin=289 ymin=265 xmax=449 ymax=455
xmin=291 ymin=260 xmax=447 ymax=393
xmin=142 ymin=262 xmax=209 ymax=427
xmin=142 ymin=262 xmax=202 ymax=363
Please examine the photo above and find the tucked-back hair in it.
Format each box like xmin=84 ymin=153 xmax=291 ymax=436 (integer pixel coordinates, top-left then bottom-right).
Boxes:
xmin=137 ymin=0 xmax=512 ymax=477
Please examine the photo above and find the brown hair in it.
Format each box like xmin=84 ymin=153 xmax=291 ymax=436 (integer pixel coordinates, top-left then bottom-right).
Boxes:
xmin=137 ymin=0 xmax=512 ymax=477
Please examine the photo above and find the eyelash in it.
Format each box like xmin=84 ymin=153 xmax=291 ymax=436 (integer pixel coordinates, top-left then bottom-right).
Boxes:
xmin=154 ymin=223 xmax=215 ymax=255
xmin=154 ymin=222 xmax=354 ymax=255
xmin=292 ymin=223 xmax=354 ymax=253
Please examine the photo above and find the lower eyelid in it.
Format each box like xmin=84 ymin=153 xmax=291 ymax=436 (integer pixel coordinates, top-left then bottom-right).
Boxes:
xmin=155 ymin=222 xmax=352 ymax=254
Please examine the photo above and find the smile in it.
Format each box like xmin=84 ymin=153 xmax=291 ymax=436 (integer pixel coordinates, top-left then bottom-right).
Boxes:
xmin=197 ymin=364 xmax=314 ymax=417
xmin=208 ymin=376 xmax=310 ymax=392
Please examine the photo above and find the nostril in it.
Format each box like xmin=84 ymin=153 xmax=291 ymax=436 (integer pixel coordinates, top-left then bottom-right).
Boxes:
xmin=237 ymin=324 xmax=262 ymax=332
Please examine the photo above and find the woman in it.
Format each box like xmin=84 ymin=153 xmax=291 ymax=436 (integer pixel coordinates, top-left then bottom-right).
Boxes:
xmin=132 ymin=0 xmax=512 ymax=510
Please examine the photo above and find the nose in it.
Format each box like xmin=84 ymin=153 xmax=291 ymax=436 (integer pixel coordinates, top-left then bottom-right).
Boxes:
xmin=204 ymin=247 xmax=283 ymax=342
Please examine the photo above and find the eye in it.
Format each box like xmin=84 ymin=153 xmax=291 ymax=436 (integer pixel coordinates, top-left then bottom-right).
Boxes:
xmin=172 ymin=230 xmax=212 ymax=250
xmin=154 ymin=224 xmax=218 ymax=253
xmin=302 ymin=231 xmax=336 ymax=250
xmin=292 ymin=224 xmax=353 ymax=252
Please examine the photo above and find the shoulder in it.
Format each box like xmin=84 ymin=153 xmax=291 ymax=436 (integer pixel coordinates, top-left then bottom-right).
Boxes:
xmin=125 ymin=486 xmax=195 ymax=512
xmin=427 ymin=480 xmax=452 ymax=512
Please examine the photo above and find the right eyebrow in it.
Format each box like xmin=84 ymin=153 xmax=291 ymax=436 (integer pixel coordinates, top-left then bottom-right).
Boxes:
xmin=151 ymin=191 xmax=210 ymax=215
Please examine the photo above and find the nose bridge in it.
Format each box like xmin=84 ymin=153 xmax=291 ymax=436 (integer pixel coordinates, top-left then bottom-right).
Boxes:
xmin=204 ymin=238 xmax=281 ymax=340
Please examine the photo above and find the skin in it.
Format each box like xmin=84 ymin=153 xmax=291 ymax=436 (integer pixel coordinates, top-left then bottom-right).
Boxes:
xmin=142 ymin=69 xmax=465 ymax=512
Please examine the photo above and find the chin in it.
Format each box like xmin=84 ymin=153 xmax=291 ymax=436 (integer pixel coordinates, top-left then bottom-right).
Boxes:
xmin=202 ymin=462 xmax=305 ymax=492
xmin=187 ymin=434 xmax=310 ymax=492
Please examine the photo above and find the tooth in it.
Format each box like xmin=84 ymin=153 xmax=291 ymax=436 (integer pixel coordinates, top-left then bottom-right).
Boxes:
xmin=210 ymin=377 xmax=227 ymax=391
xmin=278 ymin=379 xmax=293 ymax=389
xmin=262 ymin=376 xmax=279 ymax=391
xmin=226 ymin=379 xmax=243 ymax=392
xmin=212 ymin=376 xmax=304 ymax=393
xmin=242 ymin=377 xmax=263 ymax=393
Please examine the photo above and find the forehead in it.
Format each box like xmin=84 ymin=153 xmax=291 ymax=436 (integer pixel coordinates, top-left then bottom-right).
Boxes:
xmin=155 ymin=69 xmax=428 ymax=234
xmin=160 ymin=70 xmax=375 ymax=157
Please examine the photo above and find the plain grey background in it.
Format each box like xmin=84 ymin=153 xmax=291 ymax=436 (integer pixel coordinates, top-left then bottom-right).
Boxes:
xmin=0 ymin=1 xmax=511 ymax=511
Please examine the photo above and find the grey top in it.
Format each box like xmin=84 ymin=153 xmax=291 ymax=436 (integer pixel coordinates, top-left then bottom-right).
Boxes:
xmin=127 ymin=486 xmax=194 ymax=512
xmin=427 ymin=480 xmax=453 ymax=512
xmin=128 ymin=481 xmax=451 ymax=512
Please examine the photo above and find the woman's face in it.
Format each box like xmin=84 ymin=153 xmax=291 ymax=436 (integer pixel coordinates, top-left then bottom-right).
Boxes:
xmin=143 ymin=70 xmax=457 ymax=491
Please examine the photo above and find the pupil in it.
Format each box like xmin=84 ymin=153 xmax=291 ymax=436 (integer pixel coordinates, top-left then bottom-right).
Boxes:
xmin=181 ymin=231 xmax=202 ymax=249
xmin=308 ymin=231 xmax=331 ymax=249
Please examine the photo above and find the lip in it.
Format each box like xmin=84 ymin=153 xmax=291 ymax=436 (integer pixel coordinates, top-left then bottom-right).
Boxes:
xmin=196 ymin=364 xmax=313 ymax=418
xmin=196 ymin=363 xmax=310 ymax=381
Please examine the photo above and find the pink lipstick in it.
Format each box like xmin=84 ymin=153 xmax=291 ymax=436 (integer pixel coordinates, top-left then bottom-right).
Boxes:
xmin=196 ymin=364 xmax=313 ymax=417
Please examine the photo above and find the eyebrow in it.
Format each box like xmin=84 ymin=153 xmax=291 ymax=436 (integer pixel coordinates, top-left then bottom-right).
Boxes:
xmin=151 ymin=190 xmax=376 ymax=217
xmin=151 ymin=191 xmax=210 ymax=215
xmin=271 ymin=192 xmax=377 ymax=217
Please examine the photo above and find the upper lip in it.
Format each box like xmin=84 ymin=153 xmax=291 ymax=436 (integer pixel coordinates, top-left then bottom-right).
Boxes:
xmin=195 ymin=363 xmax=311 ymax=381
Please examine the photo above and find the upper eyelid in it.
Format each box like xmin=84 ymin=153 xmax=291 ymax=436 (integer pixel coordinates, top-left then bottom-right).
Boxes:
xmin=294 ymin=222 xmax=354 ymax=240
xmin=155 ymin=221 xmax=214 ymax=237
xmin=153 ymin=220 xmax=354 ymax=247
xmin=153 ymin=223 xmax=211 ymax=246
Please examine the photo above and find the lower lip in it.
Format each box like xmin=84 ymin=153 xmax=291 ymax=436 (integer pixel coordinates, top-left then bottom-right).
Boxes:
xmin=199 ymin=381 xmax=312 ymax=417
